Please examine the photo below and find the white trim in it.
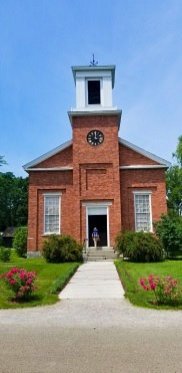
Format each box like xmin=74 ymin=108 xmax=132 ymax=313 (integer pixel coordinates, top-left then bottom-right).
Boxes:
xmin=68 ymin=110 xmax=122 ymax=128
xmin=43 ymin=194 xmax=61 ymax=235
xmin=133 ymin=191 xmax=153 ymax=233
xmin=23 ymin=140 xmax=72 ymax=170
xmin=120 ymin=165 xmax=168 ymax=170
xmin=68 ymin=109 xmax=121 ymax=115
xmin=119 ymin=137 xmax=171 ymax=167
xmin=86 ymin=208 xmax=88 ymax=249
xmin=26 ymin=164 xmax=167 ymax=172
xmin=107 ymin=206 xmax=110 ymax=248
xmin=27 ymin=167 xmax=73 ymax=172
xmin=133 ymin=191 xmax=152 ymax=195
xmin=43 ymin=192 xmax=62 ymax=196
xmin=83 ymin=202 xmax=111 ymax=248
xmin=82 ymin=202 xmax=112 ymax=207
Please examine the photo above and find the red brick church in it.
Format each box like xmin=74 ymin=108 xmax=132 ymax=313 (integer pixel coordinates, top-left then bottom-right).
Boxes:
xmin=24 ymin=64 xmax=170 ymax=255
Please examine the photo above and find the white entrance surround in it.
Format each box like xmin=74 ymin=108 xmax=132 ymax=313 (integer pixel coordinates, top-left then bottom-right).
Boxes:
xmin=82 ymin=202 xmax=112 ymax=249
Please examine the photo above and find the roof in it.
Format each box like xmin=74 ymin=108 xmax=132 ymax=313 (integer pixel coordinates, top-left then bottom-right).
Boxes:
xmin=23 ymin=137 xmax=171 ymax=172
xmin=119 ymin=137 xmax=171 ymax=167
xmin=3 ymin=227 xmax=16 ymax=237
xmin=72 ymin=65 xmax=115 ymax=88
xmin=23 ymin=140 xmax=72 ymax=171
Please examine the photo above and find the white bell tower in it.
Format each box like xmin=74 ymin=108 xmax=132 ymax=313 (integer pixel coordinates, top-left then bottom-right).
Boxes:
xmin=71 ymin=64 xmax=117 ymax=112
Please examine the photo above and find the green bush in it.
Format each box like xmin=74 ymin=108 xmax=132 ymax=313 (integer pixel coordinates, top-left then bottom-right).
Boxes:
xmin=42 ymin=234 xmax=83 ymax=263
xmin=115 ymin=231 xmax=164 ymax=262
xmin=155 ymin=215 xmax=182 ymax=257
xmin=0 ymin=246 xmax=11 ymax=262
xmin=13 ymin=227 xmax=28 ymax=257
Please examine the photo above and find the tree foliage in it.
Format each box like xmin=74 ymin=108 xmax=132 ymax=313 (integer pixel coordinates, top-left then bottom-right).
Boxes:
xmin=0 ymin=156 xmax=7 ymax=167
xmin=0 ymin=172 xmax=28 ymax=231
xmin=13 ymin=226 xmax=28 ymax=257
xmin=166 ymin=136 xmax=182 ymax=215
xmin=174 ymin=135 xmax=182 ymax=166
xmin=155 ymin=215 xmax=182 ymax=257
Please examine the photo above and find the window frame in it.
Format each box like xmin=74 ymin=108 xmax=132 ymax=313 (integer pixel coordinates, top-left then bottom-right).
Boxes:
xmin=133 ymin=191 xmax=153 ymax=233
xmin=43 ymin=193 xmax=61 ymax=235
xmin=86 ymin=78 xmax=102 ymax=106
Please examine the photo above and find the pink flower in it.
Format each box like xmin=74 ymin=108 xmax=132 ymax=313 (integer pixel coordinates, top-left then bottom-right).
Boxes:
xmin=139 ymin=278 xmax=150 ymax=291
xmin=139 ymin=274 xmax=181 ymax=305
xmin=2 ymin=267 xmax=36 ymax=300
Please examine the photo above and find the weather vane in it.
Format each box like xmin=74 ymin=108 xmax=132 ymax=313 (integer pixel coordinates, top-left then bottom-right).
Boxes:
xmin=90 ymin=54 xmax=98 ymax=66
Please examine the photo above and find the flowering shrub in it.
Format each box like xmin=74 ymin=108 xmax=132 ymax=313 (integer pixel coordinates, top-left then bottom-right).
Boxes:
xmin=140 ymin=274 xmax=181 ymax=305
xmin=1 ymin=267 xmax=36 ymax=300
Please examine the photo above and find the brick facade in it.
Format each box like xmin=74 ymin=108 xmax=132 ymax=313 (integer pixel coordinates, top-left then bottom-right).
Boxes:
xmin=27 ymin=112 xmax=168 ymax=253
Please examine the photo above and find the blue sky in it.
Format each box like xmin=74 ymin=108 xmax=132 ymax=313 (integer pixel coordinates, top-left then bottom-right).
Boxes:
xmin=0 ymin=0 xmax=181 ymax=176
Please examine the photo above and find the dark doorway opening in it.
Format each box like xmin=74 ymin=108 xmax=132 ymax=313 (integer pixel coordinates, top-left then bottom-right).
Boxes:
xmin=88 ymin=215 xmax=107 ymax=247
xmin=88 ymin=80 xmax=101 ymax=104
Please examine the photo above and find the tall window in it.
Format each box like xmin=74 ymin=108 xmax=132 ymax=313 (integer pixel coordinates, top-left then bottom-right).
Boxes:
xmin=44 ymin=194 xmax=60 ymax=234
xmin=87 ymin=80 xmax=101 ymax=104
xmin=134 ymin=192 xmax=152 ymax=232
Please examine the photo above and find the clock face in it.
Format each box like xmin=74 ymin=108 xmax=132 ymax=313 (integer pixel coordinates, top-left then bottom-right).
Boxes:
xmin=87 ymin=130 xmax=104 ymax=146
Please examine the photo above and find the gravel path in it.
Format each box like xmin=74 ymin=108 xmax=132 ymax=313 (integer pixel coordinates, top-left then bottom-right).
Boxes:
xmin=0 ymin=297 xmax=182 ymax=329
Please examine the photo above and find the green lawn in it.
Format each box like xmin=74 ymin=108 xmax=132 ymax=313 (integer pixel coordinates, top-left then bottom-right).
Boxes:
xmin=0 ymin=251 xmax=79 ymax=309
xmin=115 ymin=259 xmax=182 ymax=309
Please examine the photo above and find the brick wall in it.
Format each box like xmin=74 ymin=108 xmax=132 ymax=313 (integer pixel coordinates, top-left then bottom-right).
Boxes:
xmin=34 ymin=145 xmax=73 ymax=168
xmin=120 ymin=168 xmax=167 ymax=231
xmin=119 ymin=143 xmax=158 ymax=165
xmin=28 ymin=171 xmax=74 ymax=251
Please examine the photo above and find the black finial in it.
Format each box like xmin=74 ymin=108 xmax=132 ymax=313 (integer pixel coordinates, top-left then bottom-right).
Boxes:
xmin=90 ymin=54 xmax=98 ymax=66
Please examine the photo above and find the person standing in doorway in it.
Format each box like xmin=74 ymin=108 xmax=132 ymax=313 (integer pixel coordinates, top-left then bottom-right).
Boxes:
xmin=92 ymin=227 xmax=99 ymax=248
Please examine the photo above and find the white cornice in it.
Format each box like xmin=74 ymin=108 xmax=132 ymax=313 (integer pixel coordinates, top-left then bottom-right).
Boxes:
xmin=27 ymin=165 xmax=167 ymax=172
xmin=120 ymin=165 xmax=168 ymax=170
xmin=26 ymin=167 xmax=73 ymax=172
xmin=68 ymin=109 xmax=122 ymax=129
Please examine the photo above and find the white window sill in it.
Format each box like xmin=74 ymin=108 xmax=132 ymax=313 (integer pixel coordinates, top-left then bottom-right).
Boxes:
xmin=42 ymin=232 xmax=60 ymax=236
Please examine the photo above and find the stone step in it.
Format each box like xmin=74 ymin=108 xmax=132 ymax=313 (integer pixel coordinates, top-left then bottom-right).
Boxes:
xmin=86 ymin=257 xmax=115 ymax=262
xmin=83 ymin=248 xmax=117 ymax=262
xmin=87 ymin=252 xmax=117 ymax=258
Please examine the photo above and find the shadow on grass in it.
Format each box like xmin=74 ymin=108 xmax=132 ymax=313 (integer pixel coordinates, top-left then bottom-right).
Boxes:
xmin=9 ymin=293 xmax=43 ymax=305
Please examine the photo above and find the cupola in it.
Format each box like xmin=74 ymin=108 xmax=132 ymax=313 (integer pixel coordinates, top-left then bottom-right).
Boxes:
xmin=71 ymin=65 xmax=117 ymax=111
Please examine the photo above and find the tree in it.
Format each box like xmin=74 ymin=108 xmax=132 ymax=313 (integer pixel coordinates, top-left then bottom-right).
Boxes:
xmin=0 ymin=156 xmax=7 ymax=167
xmin=174 ymin=135 xmax=182 ymax=166
xmin=0 ymin=172 xmax=28 ymax=231
xmin=166 ymin=136 xmax=182 ymax=215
